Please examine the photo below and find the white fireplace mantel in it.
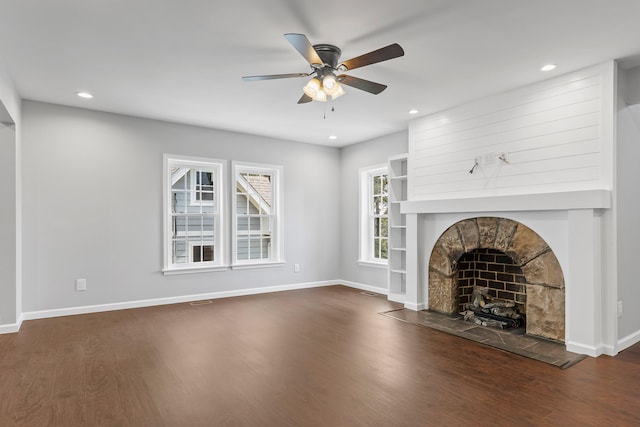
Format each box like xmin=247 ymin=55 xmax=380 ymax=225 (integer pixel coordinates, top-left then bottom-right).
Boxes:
xmin=401 ymin=189 xmax=611 ymax=214
xmin=399 ymin=188 xmax=614 ymax=357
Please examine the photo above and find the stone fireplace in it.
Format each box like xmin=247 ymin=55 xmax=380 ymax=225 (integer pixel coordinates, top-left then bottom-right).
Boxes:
xmin=428 ymin=217 xmax=565 ymax=341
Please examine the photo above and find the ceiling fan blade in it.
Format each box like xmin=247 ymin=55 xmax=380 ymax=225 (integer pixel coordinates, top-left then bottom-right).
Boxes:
xmin=284 ymin=33 xmax=323 ymax=66
xmin=297 ymin=93 xmax=313 ymax=104
xmin=242 ymin=73 xmax=308 ymax=82
xmin=339 ymin=43 xmax=404 ymax=71
xmin=337 ymin=75 xmax=387 ymax=95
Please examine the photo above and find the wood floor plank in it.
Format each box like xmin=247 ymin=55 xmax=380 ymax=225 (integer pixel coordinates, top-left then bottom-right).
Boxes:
xmin=0 ymin=286 xmax=638 ymax=426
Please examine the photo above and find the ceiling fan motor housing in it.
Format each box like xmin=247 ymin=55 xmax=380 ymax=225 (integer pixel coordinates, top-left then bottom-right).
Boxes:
xmin=313 ymin=44 xmax=342 ymax=70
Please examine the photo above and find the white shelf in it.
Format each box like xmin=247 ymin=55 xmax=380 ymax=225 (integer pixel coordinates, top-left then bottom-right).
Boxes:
xmin=387 ymin=153 xmax=408 ymax=299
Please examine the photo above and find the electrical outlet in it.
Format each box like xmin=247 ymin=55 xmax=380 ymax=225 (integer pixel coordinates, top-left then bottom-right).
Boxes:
xmin=294 ymin=264 xmax=300 ymax=273
xmin=618 ymin=301 xmax=623 ymax=318
xmin=75 ymin=278 xmax=86 ymax=291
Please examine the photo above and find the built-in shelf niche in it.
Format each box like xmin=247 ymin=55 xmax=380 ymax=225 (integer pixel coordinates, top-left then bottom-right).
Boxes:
xmin=388 ymin=154 xmax=408 ymax=301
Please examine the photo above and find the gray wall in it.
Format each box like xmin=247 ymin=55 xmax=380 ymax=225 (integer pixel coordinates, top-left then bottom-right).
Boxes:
xmin=0 ymin=122 xmax=16 ymax=323
xmin=0 ymin=58 xmax=20 ymax=326
xmin=22 ymin=101 xmax=341 ymax=312
xmin=616 ymin=66 xmax=640 ymax=340
xmin=339 ymin=131 xmax=408 ymax=290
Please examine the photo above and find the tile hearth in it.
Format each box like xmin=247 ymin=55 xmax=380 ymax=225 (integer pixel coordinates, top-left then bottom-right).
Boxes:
xmin=380 ymin=308 xmax=585 ymax=369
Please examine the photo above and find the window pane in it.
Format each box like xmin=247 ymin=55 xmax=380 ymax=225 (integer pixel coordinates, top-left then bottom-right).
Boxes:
xmin=381 ymin=217 xmax=388 ymax=237
xmin=202 ymin=245 xmax=214 ymax=262
xmin=196 ymin=171 xmax=214 ymax=202
xmin=236 ymin=194 xmax=248 ymax=214
xmin=171 ymin=191 xmax=187 ymax=213
xmin=203 ymin=216 xmax=215 ymax=238
xmin=193 ymin=244 xmax=214 ymax=263
xmin=249 ymin=237 xmax=270 ymax=260
xmin=201 ymin=204 xmax=214 ymax=214
xmin=262 ymin=238 xmax=271 ymax=258
xmin=260 ymin=217 xmax=271 ymax=235
xmin=374 ymin=238 xmax=380 ymax=259
xmin=237 ymin=238 xmax=249 ymax=260
xmin=249 ymin=216 xmax=260 ymax=233
xmin=373 ymin=175 xmax=381 ymax=194
xmin=380 ymin=196 xmax=388 ymax=215
xmin=373 ymin=218 xmax=381 ymax=237
xmin=380 ymin=238 xmax=388 ymax=260
xmin=172 ymin=215 xmax=187 ymax=238
xmin=172 ymin=239 xmax=188 ymax=264
xmin=248 ymin=200 xmax=259 ymax=214
xmin=197 ymin=171 xmax=212 ymax=186
xmin=373 ymin=196 xmax=382 ymax=215
xmin=237 ymin=215 xmax=249 ymax=232
xmin=171 ymin=167 xmax=187 ymax=190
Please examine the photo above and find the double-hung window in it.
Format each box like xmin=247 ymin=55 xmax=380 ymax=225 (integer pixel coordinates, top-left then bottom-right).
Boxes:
xmin=232 ymin=162 xmax=283 ymax=268
xmin=163 ymin=155 xmax=226 ymax=273
xmin=359 ymin=164 xmax=389 ymax=266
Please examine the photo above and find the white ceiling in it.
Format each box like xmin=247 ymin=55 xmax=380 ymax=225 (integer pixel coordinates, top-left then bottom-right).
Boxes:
xmin=1 ymin=0 xmax=640 ymax=147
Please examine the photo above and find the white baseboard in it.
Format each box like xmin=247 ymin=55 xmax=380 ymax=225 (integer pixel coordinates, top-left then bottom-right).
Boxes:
xmin=387 ymin=293 xmax=406 ymax=304
xmin=336 ymin=280 xmax=388 ymax=295
xmin=10 ymin=279 xmax=394 ymax=333
xmin=0 ymin=314 xmax=23 ymax=334
xmin=566 ymin=331 xmax=640 ymax=357
xmin=565 ymin=341 xmax=602 ymax=357
xmin=404 ymin=302 xmax=427 ymax=311
xmin=21 ymin=280 xmax=338 ymax=322
xmin=618 ymin=329 xmax=640 ymax=353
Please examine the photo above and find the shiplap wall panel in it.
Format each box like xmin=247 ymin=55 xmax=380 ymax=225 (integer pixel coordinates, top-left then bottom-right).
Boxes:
xmin=412 ymin=82 xmax=600 ymax=147
xmin=408 ymin=63 xmax=614 ymax=200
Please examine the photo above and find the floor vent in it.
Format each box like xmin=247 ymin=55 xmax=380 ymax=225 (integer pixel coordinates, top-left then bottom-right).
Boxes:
xmin=360 ymin=291 xmax=378 ymax=297
xmin=189 ymin=300 xmax=213 ymax=306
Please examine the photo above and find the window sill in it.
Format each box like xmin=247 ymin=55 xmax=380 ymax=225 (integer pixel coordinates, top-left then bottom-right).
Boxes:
xmin=231 ymin=261 xmax=285 ymax=270
xmin=357 ymin=260 xmax=388 ymax=269
xmin=162 ymin=265 xmax=228 ymax=276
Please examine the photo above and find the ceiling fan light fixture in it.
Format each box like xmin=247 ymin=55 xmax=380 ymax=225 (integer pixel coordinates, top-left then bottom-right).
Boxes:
xmin=323 ymin=74 xmax=337 ymax=90
xmin=303 ymin=77 xmax=321 ymax=99
xmin=329 ymin=84 xmax=345 ymax=100
xmin=314 ymin=89 xmax=327 ymax=102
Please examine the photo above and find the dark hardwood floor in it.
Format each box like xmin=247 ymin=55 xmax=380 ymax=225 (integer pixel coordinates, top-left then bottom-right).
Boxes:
xmin=0 ymin=285 xmax=638 ymax=426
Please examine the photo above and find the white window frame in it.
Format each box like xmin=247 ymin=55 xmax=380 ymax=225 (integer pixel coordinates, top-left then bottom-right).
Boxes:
xmin=231 ymin=161 xmax=284 ymax=269
xmin=163 ymin=154 xmax=227 ymax=274
xmin=358 ymin=164 xmax=389 ymax=268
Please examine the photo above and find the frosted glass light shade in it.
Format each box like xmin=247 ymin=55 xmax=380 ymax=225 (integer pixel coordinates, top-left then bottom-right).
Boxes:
xmin=303 ymin=78 xmax=321 ymax=98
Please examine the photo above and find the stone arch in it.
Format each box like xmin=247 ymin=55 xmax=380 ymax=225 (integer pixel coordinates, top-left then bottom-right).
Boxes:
xmin=428 ymin=217 xmax=565 ymax=341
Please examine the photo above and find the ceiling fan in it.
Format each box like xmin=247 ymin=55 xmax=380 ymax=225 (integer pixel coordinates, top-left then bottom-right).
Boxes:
xmin=242 ymin=33 xmax=405 ymax=104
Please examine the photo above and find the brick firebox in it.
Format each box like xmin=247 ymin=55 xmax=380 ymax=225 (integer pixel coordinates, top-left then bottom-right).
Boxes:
xmin=428 ymin=217 xmax=565 ymax=342
xmin=456 ymin=248 xmax=527 ymax=316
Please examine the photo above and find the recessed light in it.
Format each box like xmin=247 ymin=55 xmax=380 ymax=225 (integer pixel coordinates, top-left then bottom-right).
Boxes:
xmin=328 ymin=135 xmax=337 ymax=140
xmin=541 ymin=64 xmax=556 ymax=72
xmin=76 ymin=91 xmax=93 ymax=99
xmin=409 ymin=109 xmax=419 ymax=115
